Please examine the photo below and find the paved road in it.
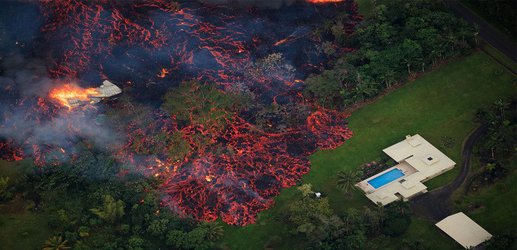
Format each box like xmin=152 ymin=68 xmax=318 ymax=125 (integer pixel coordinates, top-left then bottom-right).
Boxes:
xmin=410 ymin=124 xmax=488 ymax=221
xmin=445 ymin=0 xmax=517 ymax=63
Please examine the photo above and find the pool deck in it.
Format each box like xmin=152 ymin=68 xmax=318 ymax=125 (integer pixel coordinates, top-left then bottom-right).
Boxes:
xmin=355 ymin=134 xmax=456 ymax=206
xmin=357 ymin=162 xmax=417 ymax=194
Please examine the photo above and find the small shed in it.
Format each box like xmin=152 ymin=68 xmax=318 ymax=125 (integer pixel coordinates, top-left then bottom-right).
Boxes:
xmin=435 ymin=212 xmax=492 ymax=249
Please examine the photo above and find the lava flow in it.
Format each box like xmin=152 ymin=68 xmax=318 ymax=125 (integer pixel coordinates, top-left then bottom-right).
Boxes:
xmin=306 ymin=0 xmax=344 ymax=3
xmin=1 ymin=0 xmax=362 ymax=225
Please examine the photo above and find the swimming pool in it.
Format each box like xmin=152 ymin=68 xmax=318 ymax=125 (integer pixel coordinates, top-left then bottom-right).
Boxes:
xmin=367 ymin=168 xmax=404 ymax=189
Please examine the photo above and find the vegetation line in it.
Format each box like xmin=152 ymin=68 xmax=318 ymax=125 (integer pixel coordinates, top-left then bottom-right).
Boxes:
xmin=479 ymin=46 xmax=517 ymax=75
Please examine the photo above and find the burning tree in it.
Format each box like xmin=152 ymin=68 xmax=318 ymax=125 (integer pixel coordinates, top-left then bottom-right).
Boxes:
xmin=1 ymin=0 xmax=361 ymax=225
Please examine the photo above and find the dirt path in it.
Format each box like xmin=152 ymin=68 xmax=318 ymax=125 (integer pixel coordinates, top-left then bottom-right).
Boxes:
xmin=410 ymin=124 xmax=488 ymax=221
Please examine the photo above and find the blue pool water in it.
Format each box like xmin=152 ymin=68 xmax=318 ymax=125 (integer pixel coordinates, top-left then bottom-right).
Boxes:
xmin=367 ymin=168 xmax=405 ymax=189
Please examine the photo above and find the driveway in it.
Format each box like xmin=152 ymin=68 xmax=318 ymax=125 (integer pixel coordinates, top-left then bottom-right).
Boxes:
xmin=444 ymin=0 xmax=516 ymax=63
xmin=410 ymin=125 xmax=488 ymax=221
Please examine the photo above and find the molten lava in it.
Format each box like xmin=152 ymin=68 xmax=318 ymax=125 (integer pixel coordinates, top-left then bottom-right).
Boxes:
xmin=0 ymin=0 xmax=362 ymax=226
xmin=157 ymin=68 xmax=170 ymax=78
xmin=49 ymin=84 xmax=99 ymax=109
xmin=306 ymin=0 xmax=344 ymax=3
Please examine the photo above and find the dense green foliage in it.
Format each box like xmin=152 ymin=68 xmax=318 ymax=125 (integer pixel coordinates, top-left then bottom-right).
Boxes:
xmin=305 ymin=0 xmax=476 ymax=108
xmin=0 ymin=139 xmax=223 ymax=249
xmin=465 ymin=99 xmax=517 ymax=190
xmin=475 ymin=99 xmax=516 ymax=163
xmin=42 ymin=236 xmax=71 ymax=250
xmin=1 ymin=1 xmax=515 ymax=249
xmin=221 ymin=52 xmax=516 ymax=249
xmin=0 ymin=176 xmax=11 ymax=201
xmin=282 ymin=186 xmax=411 ymax=249
xmin=161 ymin=80 xmax=246 ymax=126
xmin=462 ymin=0 xmax=516 ymax=40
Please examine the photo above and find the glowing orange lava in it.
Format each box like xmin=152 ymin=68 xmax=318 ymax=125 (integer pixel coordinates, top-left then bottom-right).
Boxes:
xmin=157 ymin=68 xmax=170 ymax=78
xmin=306 ymin=0 xmax=343 ymax=3
xmin=49 ymin=84 xmax=100 ymax=109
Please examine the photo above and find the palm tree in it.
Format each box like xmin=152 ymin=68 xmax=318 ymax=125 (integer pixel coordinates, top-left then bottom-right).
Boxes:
xmin=0 ymin=177 xmax=9 ymax=199
xmin=201 ymin=222 xmax=224 ymax=241
xmin=42 ymin=236 xmax=71 ymax=250
xmin=90 ymin=195 xmax=125 ymax=223
xmin=337 ymin=170 xmax=362 ymax=194
xmin=380 ymin=68 xmax=397 ymax=89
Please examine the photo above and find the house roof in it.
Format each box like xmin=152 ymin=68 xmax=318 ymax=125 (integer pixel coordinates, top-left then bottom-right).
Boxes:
xmin=435 ymin=212 xmax=492 ymax=249
xmin=383 ymin=134 xmax=455 ymax=177
xmin=357 ymin=134 xmax=456 ymax=206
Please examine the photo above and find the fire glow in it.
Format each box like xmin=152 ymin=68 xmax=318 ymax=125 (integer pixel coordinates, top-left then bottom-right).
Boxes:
xmin=306 ymin=0 xmax=344 ymax=3
xmin=0 ymin=0 xmax=362 ymax=226
xmin=49 ymin=84 xmax=99 ymax=109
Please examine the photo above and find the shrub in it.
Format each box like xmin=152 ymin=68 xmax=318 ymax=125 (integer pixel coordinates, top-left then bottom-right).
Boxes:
xmin=382 ymin=216 xmax=411 ymax=237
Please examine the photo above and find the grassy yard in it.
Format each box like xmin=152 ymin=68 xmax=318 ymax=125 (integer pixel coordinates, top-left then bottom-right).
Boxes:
xmin=0 ymin=160 xmax=52 ymax=250
xmin=454 ymin=157 xmax=517 ymax=236
xmin=479 ymin=40 xmax=517 ymax=74
xmin=220 ymin=52 xmax=516 ymax=249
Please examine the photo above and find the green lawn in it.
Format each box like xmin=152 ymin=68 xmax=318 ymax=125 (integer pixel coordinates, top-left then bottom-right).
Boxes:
xmin=479 ymin=40 xmax=517 ymax=74
xmin=0 ymin=160 xmax=52 ymax=250
xmin=0 ymin=211 xmax=52 ymax=250
xmin=371 ymin=217 xmax=458 ymax=250
xmin=454 ymin=158 xmax=517 ymax=236
xmin=220 ymin=52 xmax=516 ymax=249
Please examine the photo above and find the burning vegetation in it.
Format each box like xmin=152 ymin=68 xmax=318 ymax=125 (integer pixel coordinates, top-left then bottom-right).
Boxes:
xmin=49 ymin=84 xmax=100 ymax=109
xmin=49 ymin=81 xmax=121 ymax=109
xmin=1 ymin=0 xmax=361 ymax=225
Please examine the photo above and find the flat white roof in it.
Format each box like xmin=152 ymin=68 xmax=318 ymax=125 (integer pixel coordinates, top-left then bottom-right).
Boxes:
xmin=357 ymin=134 xmax=456 ymax=206
xmin=436 ymin=212 xmax=492 ymax=249
xmin=383 ymin=134 xmax=455 ymax=178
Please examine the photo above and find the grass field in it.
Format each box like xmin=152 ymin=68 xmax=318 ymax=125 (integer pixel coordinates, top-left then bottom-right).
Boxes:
xmin=454 ymin=156 xmax=517 ymax=236
xmin=219 ymin=52 xmax=516 ymax=249
xmin=479 ymin=40 xmax=517 ymax=74
xmin=0 ymin=160 xmax=52 ymax=250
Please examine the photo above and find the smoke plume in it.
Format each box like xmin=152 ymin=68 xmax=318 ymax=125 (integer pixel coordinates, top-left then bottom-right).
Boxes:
xmin=0 ymin=54 xmax=122 ymax=163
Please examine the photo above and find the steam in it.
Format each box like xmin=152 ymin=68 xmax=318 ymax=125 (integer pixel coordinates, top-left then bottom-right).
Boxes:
xmin=0 ymin=55 xmax=54 ymax=97
xmin=0 ymin=54 xmax=122 ymax=162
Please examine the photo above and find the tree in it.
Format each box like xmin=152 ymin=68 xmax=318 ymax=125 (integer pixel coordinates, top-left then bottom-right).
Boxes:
xmin=331 ymin=21 xmax=345 ymax=44
xmin=337 ymin=170 xmax=361 ymax=194
xmin=485 ymin=233 xmax=516 ymax=250
xmin=42 ymin=236 xmax=71 ymax=250
xmin=166 ymin=227 xmax=211 ymax=250
xmin=0 ymin=176 xmax=11 ymax=200
xmin=90 ymin=195 xmax=125 ymax=224
xmin=128 ymin=236 xmax=145 ymax=250
xmin=401 ymin=238 xmax=425 ymax=250
xmin=161 ymin=80 xmax=245 ymax=126
xmin=287 ymin=197 xmax=333 ymax=227
xmin=147 ymin=218 xmax=171 ymax=238
xmin=387 ymin=200 xmax=411 ymax=217
xmin=297 ymin=183 xmax=314 ymax=197
xmin=200 ymin=222 xmax=224 ymax=241
xmin=304 ymin=69 xmax=347 ymax=108
xmin=398 ymin=39 xmax=422 ymax=75
xmin=382 ymin=201 xmax=411 ymax=237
